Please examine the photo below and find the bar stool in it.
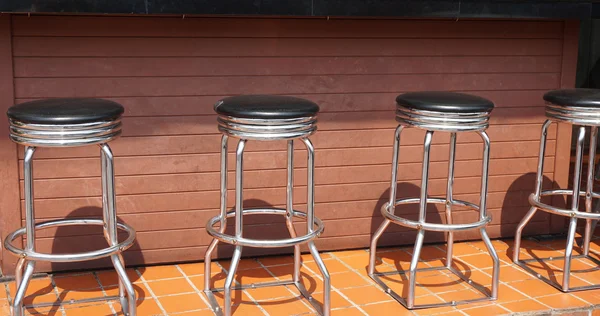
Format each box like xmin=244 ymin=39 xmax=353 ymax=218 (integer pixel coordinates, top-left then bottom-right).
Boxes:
xmin=3 ymin=99 xmax=137 ymax=316
xmin=369 ymin=92 xmax=500 ymax=309
xmin=203 ymin=95 xmax=331 ymax=316
xmin=514 ymin=88 xmax=600 ymax=292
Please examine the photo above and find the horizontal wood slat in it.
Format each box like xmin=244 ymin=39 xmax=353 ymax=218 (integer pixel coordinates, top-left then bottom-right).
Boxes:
xmin=13 ymin=56 xmax=562 ymax=78
xmin=11 ymin=16 xmax=563 ymax=38
xmin=14 ymin=73 xmax=560 ymax=98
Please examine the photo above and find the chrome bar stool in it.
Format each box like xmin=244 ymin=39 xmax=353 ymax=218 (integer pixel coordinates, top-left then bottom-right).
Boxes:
xmin=514 ymin=89 xmax=600 ymax=292
xmin=203 ymin=95 xmax=330 ymax=316
xmin=4 ymin=99 xmax=137 ymax=316
xmin=369 ymin=92 xmax=500 ymax=309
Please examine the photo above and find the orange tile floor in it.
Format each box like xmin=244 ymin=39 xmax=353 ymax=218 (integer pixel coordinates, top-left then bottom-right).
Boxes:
xmin=2 ymin=237 xmax=600 ymax=315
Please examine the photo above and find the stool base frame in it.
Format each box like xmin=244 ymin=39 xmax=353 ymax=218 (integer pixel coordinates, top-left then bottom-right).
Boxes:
xmin=369 ymin=125 xmax=500 ymax=309
xmin=203 ymin=135 xmax=330 ymax=316
xmin=4 ymin=144 xmax=136 ymax=316
xmin=514 ymin=119 xmax=600 ymax=292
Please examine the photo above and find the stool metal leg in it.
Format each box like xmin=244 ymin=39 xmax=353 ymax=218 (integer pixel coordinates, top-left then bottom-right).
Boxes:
xmin=12 ymin=146 xmax=36 ymax=316
xmin=407 ymin=130 xmax=433 ymax=309
xmin=301 ymin=138 xmax=331 ymax=316
xmin=564 ymin=127 xmax=586 ymax=290
xmin=286 ymin=140 xmax=301 ymax=283
xmin=514 ymin=119 xmax=552 ymax=262
xmin=445 ymin=133 xmax=457 ymax=268
xmin=478 ymin=131 xmax=499 ymax=299
xmin=584 ymin=127 xmax=598 ymax=256
xmin=101 ymin=144 xmax=136 ymax=316
xmin=369 ymin=125 xmax=403 ymax=275
xmin=223 ymin=139 xmax=247 ymax=316
xmin=204 ymin=135 xmax=229 ymax=293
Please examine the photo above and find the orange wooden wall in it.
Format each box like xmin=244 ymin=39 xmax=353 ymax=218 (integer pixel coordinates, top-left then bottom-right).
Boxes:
xmin=0 ymin=15 xmax=578 ymax=273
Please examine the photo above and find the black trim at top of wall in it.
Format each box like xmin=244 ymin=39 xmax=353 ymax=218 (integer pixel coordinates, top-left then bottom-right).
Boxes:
xmin=0 ymin=0 xmax=598 ymax=19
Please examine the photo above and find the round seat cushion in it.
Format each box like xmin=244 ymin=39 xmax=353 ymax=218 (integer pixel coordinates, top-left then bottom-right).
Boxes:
xmin=543 ymin=89 xmax=600 ymax=107
xmin=7 ymin=98 xmax=124 ymax=125
xmin=214 ymin=95 xmax=319 ymax=119
xmin=396 ymin=91 xmax=494 ymax=113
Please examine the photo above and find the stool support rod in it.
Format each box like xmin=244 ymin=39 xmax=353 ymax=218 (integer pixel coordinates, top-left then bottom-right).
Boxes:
xmin=514 ymin=120 xmax=551 ymax=262
xmin=478 ymin=131 xmax=491 ymax=220
xmin=204 ymin=135 xmax=229 ymax=291
xmin=563 ymin=126 xmax=587 ymax=291
xmin=369 ymin=125 xmax=403 ymax=276
xmin=408 ymin=130 xmax=433 ymax=308
xmin=302 ymin=138 xmax=315 ymax=233
xmin=571 ymin=127 xmax=586 ymax=212
xmin=419 ymin=131 xmax=434 ymax=222
xmin=389 ymin=126 xmax=404 ymax=213
xmin=235 ymin=140 xmax=246 ymax=238
xmin=220 ymin=135 xmax=229 ymax=228
xmin=535 ymin=120 xmax=552 ymax=197
xmin=445 ymin=133 xmax=456 ymax=268
xmin=101 ymin=144 xmax=118 ymax=244
xmin=23 ymin=146 xmax=36 ymax=251
xmin=286 ymin=140 xmax=301 ymax=282
xmin=584 ymin=127 xmax=598 ymax=255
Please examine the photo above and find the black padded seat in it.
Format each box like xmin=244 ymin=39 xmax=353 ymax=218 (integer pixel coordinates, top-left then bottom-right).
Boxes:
xmin=214 ymin=95 xmax=320 ymax=119
xmin=7 ymin=98 xmax=124 ymax=125
xmin=544 ymin=89 xmax=600 ymax=108
xmin=396 ymin=91 xmax=494 ymax=113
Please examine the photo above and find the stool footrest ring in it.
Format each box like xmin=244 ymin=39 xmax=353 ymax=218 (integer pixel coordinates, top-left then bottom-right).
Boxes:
xmin=530 ymin=190 xmax=600 ymax=219
xmin=206 ymin=208 xmax=324 ymax=248
xmin=382 ymin=198 xmax=490 ymax=232
xmin=4 ymin=219 xmax=136 ymax=262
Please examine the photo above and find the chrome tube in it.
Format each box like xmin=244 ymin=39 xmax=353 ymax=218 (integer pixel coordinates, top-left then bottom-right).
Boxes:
xmin=224 ymin=245 xmax=242 ymax=316
xmin=389 ymin=125 xmax=404 ymax=214
xmin=419 ymin=131 xmax=434 ymax=223
xmin=23 ymin=146 xmax=36 ymax=251
xmin=408 ymin=131 xmax=433 ymax=308
xmin=235 ymin=140 xmax=247 ymax=238
xmin=562 ymin=127 xmax=586 ymax=291
xmin=302 ymin=138 xmax=315 ymax=233
xmin=407 ymin=230 xmax=425 ymax=309
xmin=286 ymin=140 xmax=301 ymax=283
xmin=204 ymin=135 xmax=229 ymax=290
xmin=445 ymin=133 xmax=456 ymax=268
xmin=12 ymin=261 xmax=35 ymax=316
xmin=584 ymin=127 xmax=598 ymax=255
xmin=369 ymin=125 xmax=403 ymax=275
xmin=514 ymin=120 xmax=551 ymax=262
xmin=309 ymin=241 xmax=331 ymax=316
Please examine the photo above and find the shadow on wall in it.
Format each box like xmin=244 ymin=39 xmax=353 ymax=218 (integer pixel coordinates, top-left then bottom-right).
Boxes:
xmin=213 ymin=198 xmax=296 ymax=260
xmin=50 ymin=207 xmax=144 ymax=272
xmin=370 ymin=183 xmax=445 ymax=255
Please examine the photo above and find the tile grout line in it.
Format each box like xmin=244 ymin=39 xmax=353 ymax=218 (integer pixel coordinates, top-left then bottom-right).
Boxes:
xmin=174 ymin=263 xmax=217 ymax=313
xmin=327 ymin=251 xmax=404 ymax=315
xmin=91 ymin=271 xmax=118 ymax=316
xmin=133 ymin=267 xmax=169 ymax=316
xmin=256 ymin=258 xmax=317 ymax=315
xmin=216 ymin=260 xmax=269 ymax=316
